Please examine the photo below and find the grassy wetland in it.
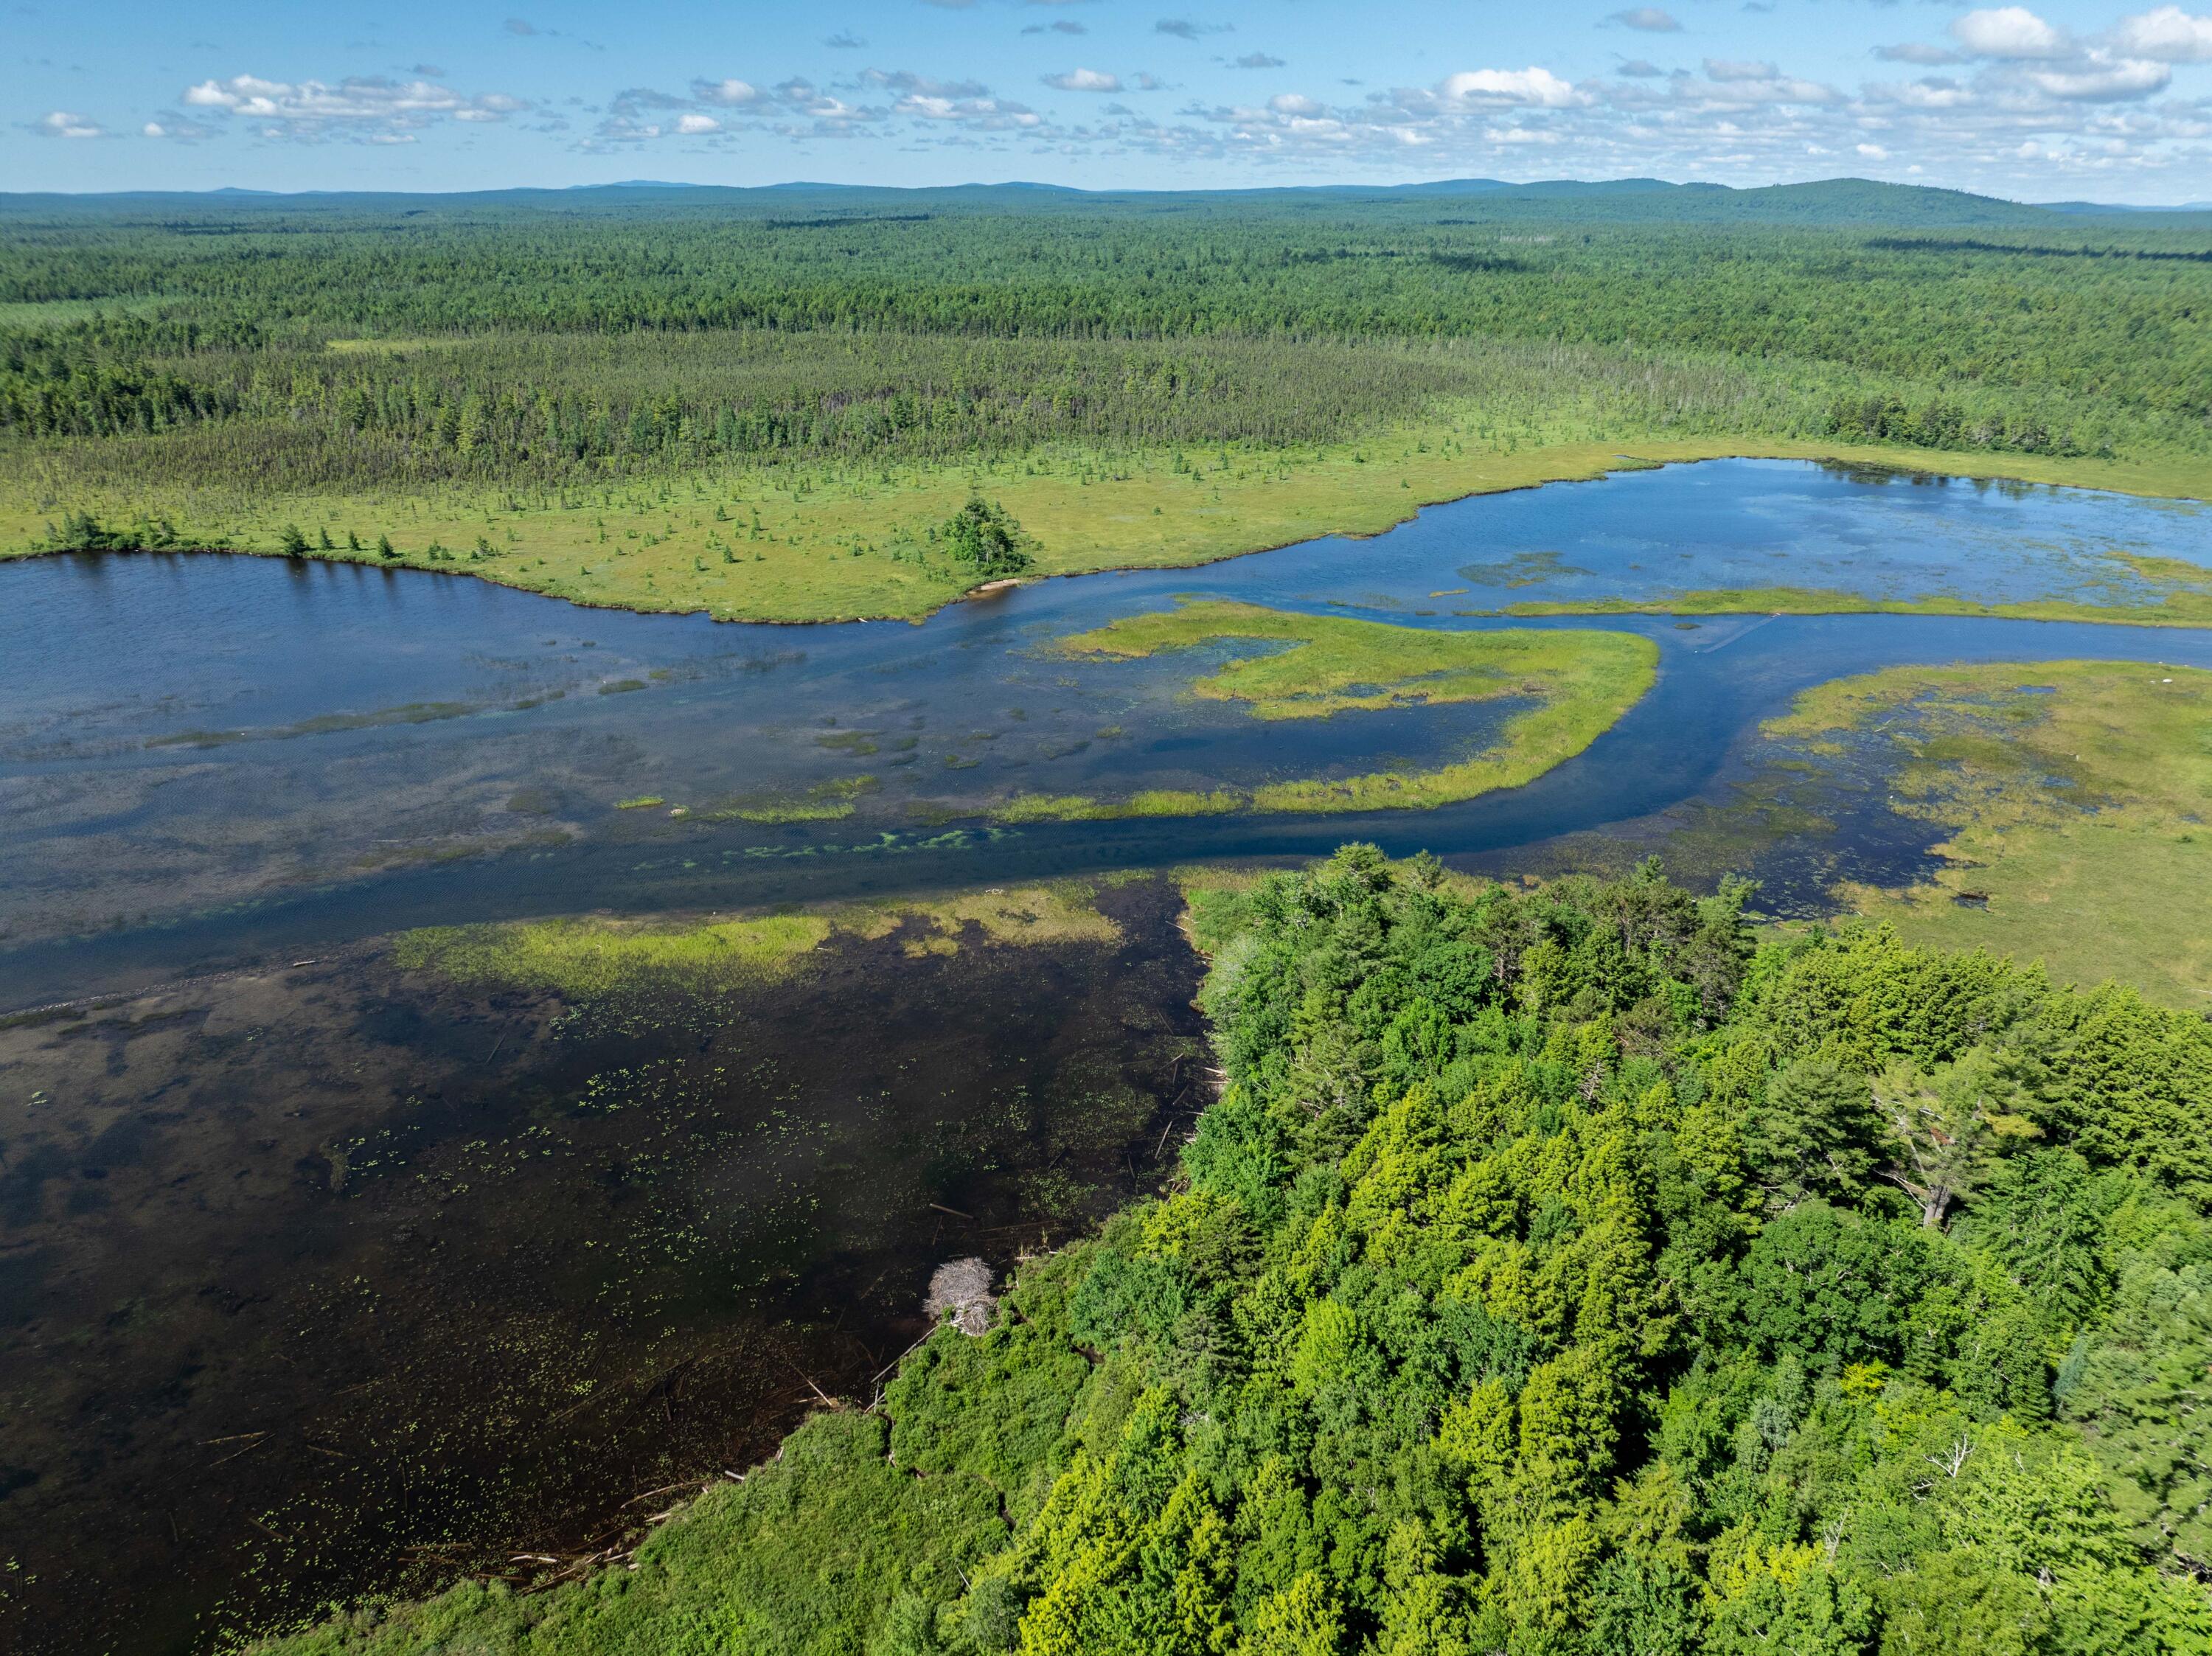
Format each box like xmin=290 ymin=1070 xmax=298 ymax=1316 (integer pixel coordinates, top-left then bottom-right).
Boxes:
xmin=1760 ymin=661 xmax=2212 ymax=1008
xmin=1493 ymin=652 xmax=2212 ymax=1011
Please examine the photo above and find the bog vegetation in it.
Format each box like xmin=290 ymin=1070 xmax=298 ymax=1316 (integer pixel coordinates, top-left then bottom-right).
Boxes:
xmin=262 ymin=851 xmax=2212 ymax=1656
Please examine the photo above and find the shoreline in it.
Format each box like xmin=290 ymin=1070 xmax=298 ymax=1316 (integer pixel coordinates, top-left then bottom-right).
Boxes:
xmin=6 ymin=439 xmax=2206 ymax=630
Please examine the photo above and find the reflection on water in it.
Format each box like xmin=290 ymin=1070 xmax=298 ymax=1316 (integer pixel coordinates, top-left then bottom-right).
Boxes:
xmin=6 ymin=458 xmax=2212 ymax=1654
xmin=0 ymin=878 xmax=1200 ymax=1656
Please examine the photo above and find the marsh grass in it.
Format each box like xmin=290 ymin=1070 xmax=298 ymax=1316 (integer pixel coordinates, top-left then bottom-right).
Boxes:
xmin=1766 ymin=660 xmax=2212 ymax=1005
xmin=6 ymin=422 xmax=2203 ymax=627
xmin=1482 ymin=576 xmax=2212 ymax=630
xmin=697 ymin=775 xmax=883 ymax=824
xmin=392 ymin=882 xmax=1123 ymax=998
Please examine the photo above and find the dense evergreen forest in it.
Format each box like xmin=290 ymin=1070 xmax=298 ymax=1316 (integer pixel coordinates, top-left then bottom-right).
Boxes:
xmin=269 ymin=853 xmax=2212 ymax=1656
xmin=4 ymin=184 xmax=2209 ymax=505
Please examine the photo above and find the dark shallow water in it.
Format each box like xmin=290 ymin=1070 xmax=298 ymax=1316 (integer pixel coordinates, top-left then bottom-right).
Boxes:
xmin=1 ymin=879 xmax=1202 ymax=1656
xmin=5 ymin=457 xmax=2212 ymax=1655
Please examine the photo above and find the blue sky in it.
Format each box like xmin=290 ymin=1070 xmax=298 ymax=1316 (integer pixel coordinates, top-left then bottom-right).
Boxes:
xmin=10 ymin=0 xmax=2212 ymax=201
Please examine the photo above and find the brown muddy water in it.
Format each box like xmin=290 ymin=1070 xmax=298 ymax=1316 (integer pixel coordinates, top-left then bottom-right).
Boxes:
xmin=0 ymin=877 xmax=1202 ymax=1655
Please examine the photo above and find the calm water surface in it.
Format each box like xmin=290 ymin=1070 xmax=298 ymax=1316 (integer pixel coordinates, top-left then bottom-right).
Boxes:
xmin=4 ymin=458 xmax=2210 ymax=1654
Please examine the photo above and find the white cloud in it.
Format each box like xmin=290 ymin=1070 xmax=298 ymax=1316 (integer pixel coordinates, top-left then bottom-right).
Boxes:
xmin=2028 ymin=54 xmax=2172 ymax=97
xmin=1045 ymin=68 xmax=1122 ymax=91
xmin=768 ymin=78 xmax=878 ymax=129
xmin=141 ymin=113 xmax=223 ymax=143
xmin=35 ymin=110 xmax=104 ymax=139
xmin=1688 ymin=61 xmax=1841 ymax=105
xmin=899 ymin=94 xmax=1041 ymax=127
xmin=2114 ymin=5 xmax=2212 ymax=61
xmin=692 ymin=78 xmax=759 ymax=106
xmin=181 ymin=73 xmax=525 ymax=139
xmin=1269 ymin=92 xmax=1324 ymax=116
xmin=1871 ymin=77 xmax=1976 ymax=110
xmin=675 ymin=113 xmax=721 ymax=134
xmin=1438 ymin=67 xmax=1584 ymax=108
xmin=1950 ymin=7 xmax=2071 ymax=60
xmin=1875 ymin=43 xmax=1966 ymax=66
xmin=860 ymin=69 xmax=990 ymax=98
xmin=1609 ymin=8 xmax=1682 ymax=32
xmin=1857 ymin=142 xmax=1890 ymax=158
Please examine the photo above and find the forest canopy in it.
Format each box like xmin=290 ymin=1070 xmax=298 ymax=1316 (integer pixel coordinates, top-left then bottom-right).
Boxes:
xmin=4 ymin=195 xmax=2209 ymax=495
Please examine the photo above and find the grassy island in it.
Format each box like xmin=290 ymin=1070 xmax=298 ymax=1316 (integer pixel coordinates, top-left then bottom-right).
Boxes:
xmin=995 ymin=602 xmax=1657 ymax=818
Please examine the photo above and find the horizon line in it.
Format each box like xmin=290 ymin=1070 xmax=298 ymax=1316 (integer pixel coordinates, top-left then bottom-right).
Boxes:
xmin=2 ymin=171 xmax=2208 ymax=211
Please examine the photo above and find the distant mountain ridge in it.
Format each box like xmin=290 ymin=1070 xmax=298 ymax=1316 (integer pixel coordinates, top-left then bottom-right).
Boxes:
xmin=2041 ymin=198 xmax=2212 ymax=214
xmin=4 ymin=175 xmax=2208 ymax=227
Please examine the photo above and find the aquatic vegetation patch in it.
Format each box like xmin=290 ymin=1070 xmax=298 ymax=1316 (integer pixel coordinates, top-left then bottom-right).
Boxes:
xmin=145 ymin=700 xmax=477 ymax=748
xmin=698 ymin=774 xmax=882 ymax=824
xmin=393 ymin=880 xmax=1124 ymax=997
xmin=1764 ymin=659 xmax=2212 ymax=1006
xmin=1013 ymin=600 xmax=1655 ymax=816
xmin=847 ymin=883 xmax=1124 ymax=957
xmin=1455 ymin=548 xmax=1593 ymax=588
xmin=995 ymin=788 xmax=1244 ymax=824
xmin=1470 ymin=580 xmax=2212 ymax=629
xmin=393 ymin=911 xmax=840 ymax=996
